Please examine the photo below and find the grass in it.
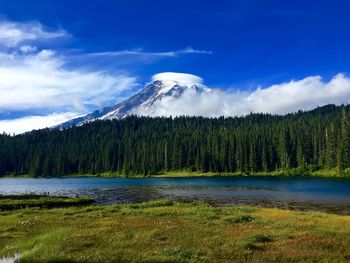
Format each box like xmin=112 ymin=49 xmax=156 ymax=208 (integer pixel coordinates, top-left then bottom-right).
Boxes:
xmin=126 ymin=168 xmax=350 ymax=178
xmin=152 ymin=170 xmax=240 ymax=178
xmin=3 ymin=167 xmax=350 ymax=178
xmin=0 ymin=194 xmax=95 ymax=211
xmin=1 ymin=199 xmax=350 ymax=262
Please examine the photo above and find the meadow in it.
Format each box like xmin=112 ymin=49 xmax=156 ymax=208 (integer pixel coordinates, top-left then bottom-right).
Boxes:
xmin=1 ymin=197 xmax=350 ymax=262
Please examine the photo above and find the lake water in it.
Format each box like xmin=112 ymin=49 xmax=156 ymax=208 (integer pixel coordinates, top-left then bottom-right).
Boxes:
xmin=1 ymin=176 xmax=350 ymax=214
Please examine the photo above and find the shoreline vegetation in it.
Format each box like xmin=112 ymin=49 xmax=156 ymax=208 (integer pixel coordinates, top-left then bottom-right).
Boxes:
xmin=0 ymin=196 xmax=350 ymax=262
xmin=0 ymin=195 xmax=95 ymax=211
xmin=2 ymin=167 xmax=350 ymax=179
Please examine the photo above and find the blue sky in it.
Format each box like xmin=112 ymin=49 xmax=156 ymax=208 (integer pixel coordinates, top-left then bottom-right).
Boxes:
xmin=1 ymin=0 xmax=350 ymax=133
xmin=3 ymin=0 xmax=350 ymax=86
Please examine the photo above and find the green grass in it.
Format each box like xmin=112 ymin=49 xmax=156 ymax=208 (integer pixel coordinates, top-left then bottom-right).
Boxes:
xmin=1 ymin=199 xmax=350 ymax=262
xmin=0 ymin=194 xmax=95 ymax=211
xmin=4 ymin=166 xmax=350 ymax=178
xmin=145 ymin=167 xmax=350 ymax=178
xmin=153 ymin=170 xmax=240 ymax=177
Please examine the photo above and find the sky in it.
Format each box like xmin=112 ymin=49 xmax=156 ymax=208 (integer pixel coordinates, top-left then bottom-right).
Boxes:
xmin=1 ymin=0 xmax=350 ymax=133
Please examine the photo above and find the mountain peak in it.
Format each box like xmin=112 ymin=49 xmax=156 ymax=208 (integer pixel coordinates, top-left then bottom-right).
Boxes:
xmin=150 ymin=72 xmax=207 ymax=97
xmin=56 ymin=72 xmax=210 ymax=129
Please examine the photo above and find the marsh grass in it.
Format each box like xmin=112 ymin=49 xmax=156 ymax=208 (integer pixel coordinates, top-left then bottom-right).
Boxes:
xmin=0 ymin=194 xmax=94 ymax=211
xmin=0 ymin=199 xmax=350 ymax=262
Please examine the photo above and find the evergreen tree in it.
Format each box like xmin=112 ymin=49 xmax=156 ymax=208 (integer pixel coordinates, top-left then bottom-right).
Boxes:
xmin=0 ymin=104 xmax=349 ymax=177
xmin=338 ymin=107 xmax=350 ymax=170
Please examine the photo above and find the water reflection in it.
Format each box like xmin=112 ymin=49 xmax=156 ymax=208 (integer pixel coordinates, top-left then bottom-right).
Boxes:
xmin=1 ymin=176 xmax=350 ymax=214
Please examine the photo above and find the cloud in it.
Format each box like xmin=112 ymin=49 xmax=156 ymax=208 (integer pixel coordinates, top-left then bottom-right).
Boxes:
xmin=152 ymin=72 xmax=204 ymax=85
xmin=177 ymin=47 xmax=212 ymax=55
xmin=245 ymin=74 xmax=350 ymax=114
xmin=0 ymin=112 xmax=79 ymax=135
xmin=140 ymin=73 xmax=350 ymax=117
xmin=19 ymin=45 xmax=37 ymax=53
xmin=87 ymin=47 xmax=212 ymax=58
xmin=0 ymin=19 xmax=138 ymax=134
xmin=0 ymin=20 xmax=67 ymax=47
xmin=0 ymin=50 xmax=137 ymax=112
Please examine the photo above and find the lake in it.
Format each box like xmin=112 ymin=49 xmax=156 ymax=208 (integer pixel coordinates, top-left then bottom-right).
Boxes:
xmin=1 ymin=176 xmax=350 ymax=214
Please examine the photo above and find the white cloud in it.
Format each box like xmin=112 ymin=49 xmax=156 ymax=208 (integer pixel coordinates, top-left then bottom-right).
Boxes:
xmin=0 ymin=112 xmax=79 ymax=135
xmin=0 ymin=50 xmax=137 ymax=112
xmin=142 ymin=73 xmax=350 ymax=117
xmin=19 ymin=45 xmax=37 ymax=53
xmin=178 ymin=47 xmax=212 ymax=55
xmin=87 ymin=47 xmax=212 ymax=58
xmin=152 ymin=72 xmax=204 ymax=85
xmin=0 ymin=19 xmax=138 ymax=134
xmin=245 ymin=74 xmax=350 ymax=114
xmin=0 ymin=20 xmax=67 ymax=47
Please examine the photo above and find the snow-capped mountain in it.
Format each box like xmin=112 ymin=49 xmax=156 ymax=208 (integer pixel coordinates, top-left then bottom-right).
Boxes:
xmin=57 ymin=72 xmax=212 ymax=128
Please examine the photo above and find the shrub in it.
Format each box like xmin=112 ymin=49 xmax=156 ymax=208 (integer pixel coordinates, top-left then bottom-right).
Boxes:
xmin=224 ymin=214 xmax=254 ymax=223
xmin=252 ymin=234 xmax=273 ymax=243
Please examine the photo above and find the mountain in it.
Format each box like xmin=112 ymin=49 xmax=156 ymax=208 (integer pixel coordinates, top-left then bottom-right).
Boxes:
xmin=57 ymin=72 xmax=212 ymax=129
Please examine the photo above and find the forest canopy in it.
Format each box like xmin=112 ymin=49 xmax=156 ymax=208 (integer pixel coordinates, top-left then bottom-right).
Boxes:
xmin=1 ymin=104 xmax=350 ymax=177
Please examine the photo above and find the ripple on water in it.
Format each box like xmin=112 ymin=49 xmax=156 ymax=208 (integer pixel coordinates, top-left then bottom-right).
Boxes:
xmin=1 ymin=176 xmax=350 ymax=214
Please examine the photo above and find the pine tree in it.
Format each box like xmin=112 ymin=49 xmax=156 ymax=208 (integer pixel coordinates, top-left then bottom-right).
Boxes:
xmin=1 ymin=105 xmax=349 ymax=177
xmin=338 ymin=107 xmax=350 ymax=171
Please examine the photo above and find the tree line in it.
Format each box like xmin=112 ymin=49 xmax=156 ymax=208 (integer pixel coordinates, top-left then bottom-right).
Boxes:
xmin=1 ymin=104 xmax=350 ymax=177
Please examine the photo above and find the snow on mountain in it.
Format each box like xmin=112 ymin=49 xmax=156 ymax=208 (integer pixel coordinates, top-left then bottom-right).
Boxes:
xmin=56 ymin=72 xmax=212 ymax=128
